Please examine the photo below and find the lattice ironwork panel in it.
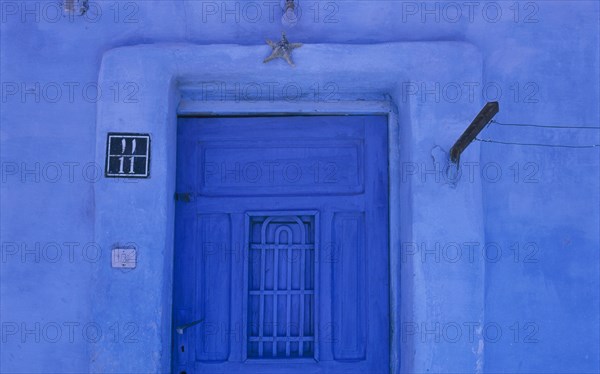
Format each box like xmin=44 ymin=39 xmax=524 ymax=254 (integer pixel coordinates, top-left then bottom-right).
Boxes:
xmin=247 ymin=214 xmax=316 ymax=359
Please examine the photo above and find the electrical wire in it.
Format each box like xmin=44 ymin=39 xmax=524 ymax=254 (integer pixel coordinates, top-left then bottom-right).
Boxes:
xmin=491 ymin=120 xmax=600 ymax=130
xmin=476 ymin=119 xmax=600 ymax=148
xmin=475 ymin=137 xmax=600 ymax=149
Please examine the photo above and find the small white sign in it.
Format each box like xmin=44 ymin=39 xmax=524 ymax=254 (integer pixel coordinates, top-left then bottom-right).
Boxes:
xmin=112 ymin=248 xmax=137 ymax=269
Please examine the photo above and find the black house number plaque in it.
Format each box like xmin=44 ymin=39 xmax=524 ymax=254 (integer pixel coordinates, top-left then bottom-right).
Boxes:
xmin=105 ymin=133 xmax=151 ymax=178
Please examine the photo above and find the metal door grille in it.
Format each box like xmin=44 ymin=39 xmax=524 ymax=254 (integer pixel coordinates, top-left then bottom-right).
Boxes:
xmin=247 ymin=214 xmax=315 ymax=359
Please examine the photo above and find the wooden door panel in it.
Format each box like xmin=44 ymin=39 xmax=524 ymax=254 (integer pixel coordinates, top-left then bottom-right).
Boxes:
xmin=173 ymin=116 xmax=389 ymax=374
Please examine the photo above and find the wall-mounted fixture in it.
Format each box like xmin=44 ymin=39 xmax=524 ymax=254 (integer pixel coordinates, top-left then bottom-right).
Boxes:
xmin=449 ymin=101 xmax=500 ymax=164
xmin=282 ymin=0 xmax=298 ymax=27
xmin=62 ymin=0 xmax=89 ymax=16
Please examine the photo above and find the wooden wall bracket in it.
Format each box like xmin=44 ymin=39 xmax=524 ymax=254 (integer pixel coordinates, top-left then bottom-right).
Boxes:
xmin=449 ymin=101 xmax=500 ymax=164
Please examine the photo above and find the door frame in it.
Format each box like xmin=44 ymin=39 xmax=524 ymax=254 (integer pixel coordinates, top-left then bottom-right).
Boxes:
xmin=93 ymin=43 xmax=486 ymax=374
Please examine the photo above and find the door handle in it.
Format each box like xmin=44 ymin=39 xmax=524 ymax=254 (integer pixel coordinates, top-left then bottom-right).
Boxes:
xmin=176 ymin=318 xmax=204 ymax=334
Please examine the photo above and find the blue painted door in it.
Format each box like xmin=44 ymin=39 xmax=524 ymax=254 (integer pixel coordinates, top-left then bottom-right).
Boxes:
xmin=173 ymin=116 xmax=389 ymax=374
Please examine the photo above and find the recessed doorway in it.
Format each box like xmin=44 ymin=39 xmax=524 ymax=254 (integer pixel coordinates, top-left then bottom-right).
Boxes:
xmin=172 ymin=115 xmax=390 ymax=373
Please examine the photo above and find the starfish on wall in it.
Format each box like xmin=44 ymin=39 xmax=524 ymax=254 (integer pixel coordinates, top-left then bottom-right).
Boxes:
xmin=263 ymin=32 xmax=303 ymax=67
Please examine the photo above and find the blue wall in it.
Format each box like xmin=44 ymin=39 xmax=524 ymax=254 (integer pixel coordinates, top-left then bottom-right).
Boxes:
xmin=1 ymin=1 xmax=598 ymax=373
